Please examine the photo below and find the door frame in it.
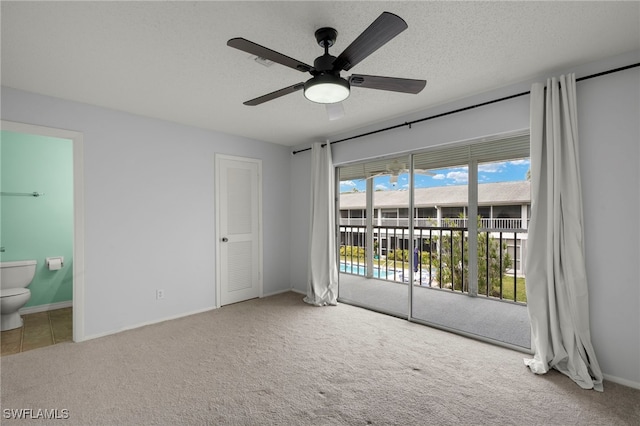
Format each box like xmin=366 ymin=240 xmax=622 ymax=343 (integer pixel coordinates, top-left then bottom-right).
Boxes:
xmin=214 ymin=153 xmax=263 ymax=308
xmin=1 ymin=120 xmax=85 ymax=342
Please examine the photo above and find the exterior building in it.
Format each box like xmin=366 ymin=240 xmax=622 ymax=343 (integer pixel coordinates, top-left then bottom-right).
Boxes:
xmin=339 ymin=181 xmax=530 ymax=276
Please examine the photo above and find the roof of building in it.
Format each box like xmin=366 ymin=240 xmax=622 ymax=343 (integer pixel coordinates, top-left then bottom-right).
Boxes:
xmin=339 ymin=181 xmax=530 ymax=209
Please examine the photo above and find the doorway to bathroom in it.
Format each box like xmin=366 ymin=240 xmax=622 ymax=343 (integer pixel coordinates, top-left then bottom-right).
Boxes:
xmin=1 ymin=120 xmax=85 ymax=346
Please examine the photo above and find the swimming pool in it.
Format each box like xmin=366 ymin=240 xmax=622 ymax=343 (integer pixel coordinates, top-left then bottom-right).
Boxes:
xmin=339 ymin=262 xmax=434 ymax=285
xmin=339 ymin=262 xmax=395 ymax=279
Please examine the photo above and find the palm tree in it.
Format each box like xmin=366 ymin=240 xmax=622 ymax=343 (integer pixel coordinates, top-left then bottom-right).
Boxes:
xmin=432 ymin=216 xmax=512 ymax=295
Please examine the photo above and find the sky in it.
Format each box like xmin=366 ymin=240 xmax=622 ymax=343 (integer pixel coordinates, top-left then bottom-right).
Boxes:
xmin=339 ymin=158 xmax=530 ymax=193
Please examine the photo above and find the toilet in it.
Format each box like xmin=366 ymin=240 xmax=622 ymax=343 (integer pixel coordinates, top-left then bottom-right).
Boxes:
xmin=1 ymin=260 xmax=36 ymax=331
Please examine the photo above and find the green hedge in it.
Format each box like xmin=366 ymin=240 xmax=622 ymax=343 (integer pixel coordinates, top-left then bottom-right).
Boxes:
xmin=340 ymin=245 xmax=366 ymax=259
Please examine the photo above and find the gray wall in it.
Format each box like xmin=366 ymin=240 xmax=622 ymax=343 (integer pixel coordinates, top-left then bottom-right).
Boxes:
xmin=1 ymin=87 xmax=292 ymax=338
xmin=290 ymin=51 xmax=640 ymax=387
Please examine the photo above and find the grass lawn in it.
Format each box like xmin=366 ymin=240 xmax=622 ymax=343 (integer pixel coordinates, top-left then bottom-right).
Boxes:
xmin=498 ymin=276 xmax=527 ymax=303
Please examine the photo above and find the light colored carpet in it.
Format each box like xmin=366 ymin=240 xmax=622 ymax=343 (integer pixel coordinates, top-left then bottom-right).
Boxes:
xmin=1 ymin=292 xmax=638 ymax=425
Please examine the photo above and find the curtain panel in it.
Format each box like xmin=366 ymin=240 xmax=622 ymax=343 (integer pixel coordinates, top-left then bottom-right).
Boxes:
xmin=305 ymin=142 xmax=338 ymax=306
xmin=525 ymin=74 xmax=603 ymax=391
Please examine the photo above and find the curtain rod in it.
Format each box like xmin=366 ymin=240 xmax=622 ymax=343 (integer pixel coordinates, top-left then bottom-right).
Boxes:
xmin=291 ymin=62 xmax=640 ymax=155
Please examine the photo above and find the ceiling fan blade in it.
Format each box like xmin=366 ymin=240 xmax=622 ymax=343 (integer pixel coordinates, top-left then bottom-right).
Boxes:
xmin=366 ymin=172 xmax=387 ymax=180
xmin=414 ymin=168 xmax=436 ymax=177
xmin=332 ymin=12 xmax=408 ymax=72
xmin=325 ymin=102 xmax=345 ymax=120
xmin=349 ymin=74 xmax=426 ymax=94
xmin=243 ymin=83 xmax=305 ymax=106
xmin=227 ymin=38 xmax=313 ymax=73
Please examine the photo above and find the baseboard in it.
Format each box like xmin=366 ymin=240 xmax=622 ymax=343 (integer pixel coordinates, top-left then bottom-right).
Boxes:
xmin=262 ymin=288 xmax=305 ymax=297
xmin=603 ymin=373 xmax=640 ymax=390
xmin=261 ymin=288 xmax=296 ymax=298
xmin=80 ymin=290 xmax=305 ymax=342
xmin=81 ymin=305 xmax=216 ymax=342
xmin=20 ymin=300 xmax=73 ymax=315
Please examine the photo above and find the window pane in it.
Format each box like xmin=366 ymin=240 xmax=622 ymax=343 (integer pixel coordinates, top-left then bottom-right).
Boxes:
xmin=478 ymin=206 xmax=491 ymax=218
xmin=338 ymin=155 xmax=409 ymax=318
xmin=337 ymin=142 xmax=531 ymax=350
xmin=412 ymin=154 xmax=531 ymax=349
xmin=417 ymin=207 xmax=436 ymax=218
xmin=442 ymin=207 xmax=465 ymax=218
xmin=493 ymin=205 xmax=520 ymax=218
xmin=381 ymin=209 xmax=397 ymax=218
xmin=477 ymin=157 xmax=530 ymax=307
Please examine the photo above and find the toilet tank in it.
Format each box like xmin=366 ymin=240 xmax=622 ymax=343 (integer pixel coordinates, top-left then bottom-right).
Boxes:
xmin=0 ymin=260 xmax=37 ymax=289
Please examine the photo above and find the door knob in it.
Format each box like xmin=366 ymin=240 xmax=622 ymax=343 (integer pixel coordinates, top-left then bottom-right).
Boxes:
xmin=222 ymin=237 xmax=228 ymax=242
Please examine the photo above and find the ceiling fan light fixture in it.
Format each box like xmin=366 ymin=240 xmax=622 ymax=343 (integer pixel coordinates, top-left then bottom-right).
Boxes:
xmin=304 ymin=74 xmax=350 ymax=104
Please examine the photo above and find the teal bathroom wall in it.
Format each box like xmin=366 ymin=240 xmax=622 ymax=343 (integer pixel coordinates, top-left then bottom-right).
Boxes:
xmin=1 ymin=130 xmax=73 ymax=308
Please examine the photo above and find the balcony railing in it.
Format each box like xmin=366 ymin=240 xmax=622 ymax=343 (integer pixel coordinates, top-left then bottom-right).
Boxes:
xmin=340 ymin=217 xmax=526 ymax=229
xmin=340 ymin=218 xmax=366 ymax=226
xmin=339 ymin=224 xmax=527 ymax=304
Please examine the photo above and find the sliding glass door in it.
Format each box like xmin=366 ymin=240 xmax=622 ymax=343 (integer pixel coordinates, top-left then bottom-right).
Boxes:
xmin=409 ymin=158 xmax=469 ymax=330
xmin=337 ymin=132 xmax=532 ymax=350
xmin=337 ymin=155 xmax=409 ymax=317
xmin=409 ymin=134 xmax=531 ymax=348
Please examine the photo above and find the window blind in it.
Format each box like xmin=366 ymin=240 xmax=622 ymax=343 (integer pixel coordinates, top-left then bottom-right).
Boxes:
xmin=413 ymin=132 xmax=530 ymax=171
xmin=338 ymin=132 xmax=529 ymax=180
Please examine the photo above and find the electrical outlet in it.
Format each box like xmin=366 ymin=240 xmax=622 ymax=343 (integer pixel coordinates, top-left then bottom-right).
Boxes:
xmin=156 ymin=289 xmax=165 ymax=300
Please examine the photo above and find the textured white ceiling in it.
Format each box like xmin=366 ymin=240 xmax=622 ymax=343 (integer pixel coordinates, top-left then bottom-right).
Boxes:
xmin=2 ymin=1 xmax=639 ymax=146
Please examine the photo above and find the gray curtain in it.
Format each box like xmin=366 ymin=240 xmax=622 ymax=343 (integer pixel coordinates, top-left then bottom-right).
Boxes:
xmin=525 ymin=73 xmax=603 ymax=391
xmin=304 ymin=142 xmax=338 ymax=306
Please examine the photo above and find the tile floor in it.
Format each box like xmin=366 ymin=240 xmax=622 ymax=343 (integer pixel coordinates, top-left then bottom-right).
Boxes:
xmin=1 ymin=307 xmax=72 ymax=356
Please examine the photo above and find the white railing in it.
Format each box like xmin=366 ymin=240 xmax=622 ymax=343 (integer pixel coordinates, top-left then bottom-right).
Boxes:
xmin=340 ymin=218 xmax=366 ymax=226
xmin=443 ymin=218 xmax=468 ymax=227
xmin=480 ymin=218 xmax=523 ymax=229
xmin=414 ymin=218 xmax=438 ymax=227
xmin=341 ymin=217 xmax=526 ymax=229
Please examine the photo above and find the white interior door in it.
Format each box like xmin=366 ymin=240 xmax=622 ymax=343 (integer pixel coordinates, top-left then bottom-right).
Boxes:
xmin=216 ymin=154 xmax=262 ymax=306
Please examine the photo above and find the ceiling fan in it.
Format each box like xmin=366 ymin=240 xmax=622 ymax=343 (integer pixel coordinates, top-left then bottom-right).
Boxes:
xmin=227 ymin=12 xmax=427 ymax=109
xmin=367 ymin=159 xmax=433 ymax=185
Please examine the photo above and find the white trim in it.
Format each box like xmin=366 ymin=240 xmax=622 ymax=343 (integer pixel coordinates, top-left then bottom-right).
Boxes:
xmin=215 ymin=156 xmax=221 ymax=309
xmin=82 ymin=306 xmax=216 ymax=342
xmin=1 ymin=120 xmax=85 ymax=342
xmin=290 ymin=287 xmax=306 ymax=295
xmin=19 ymin=300 xmax=73 ymax=315
xmin=261 ymin=288 xmax=295 ymax=298
xmin=468 ymin=158 xmax=478 ymax=296
xmin=214 ymin=153 xmax=264 ymax=308
xmin=602 ymin=374 xmax=640 ymax=391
